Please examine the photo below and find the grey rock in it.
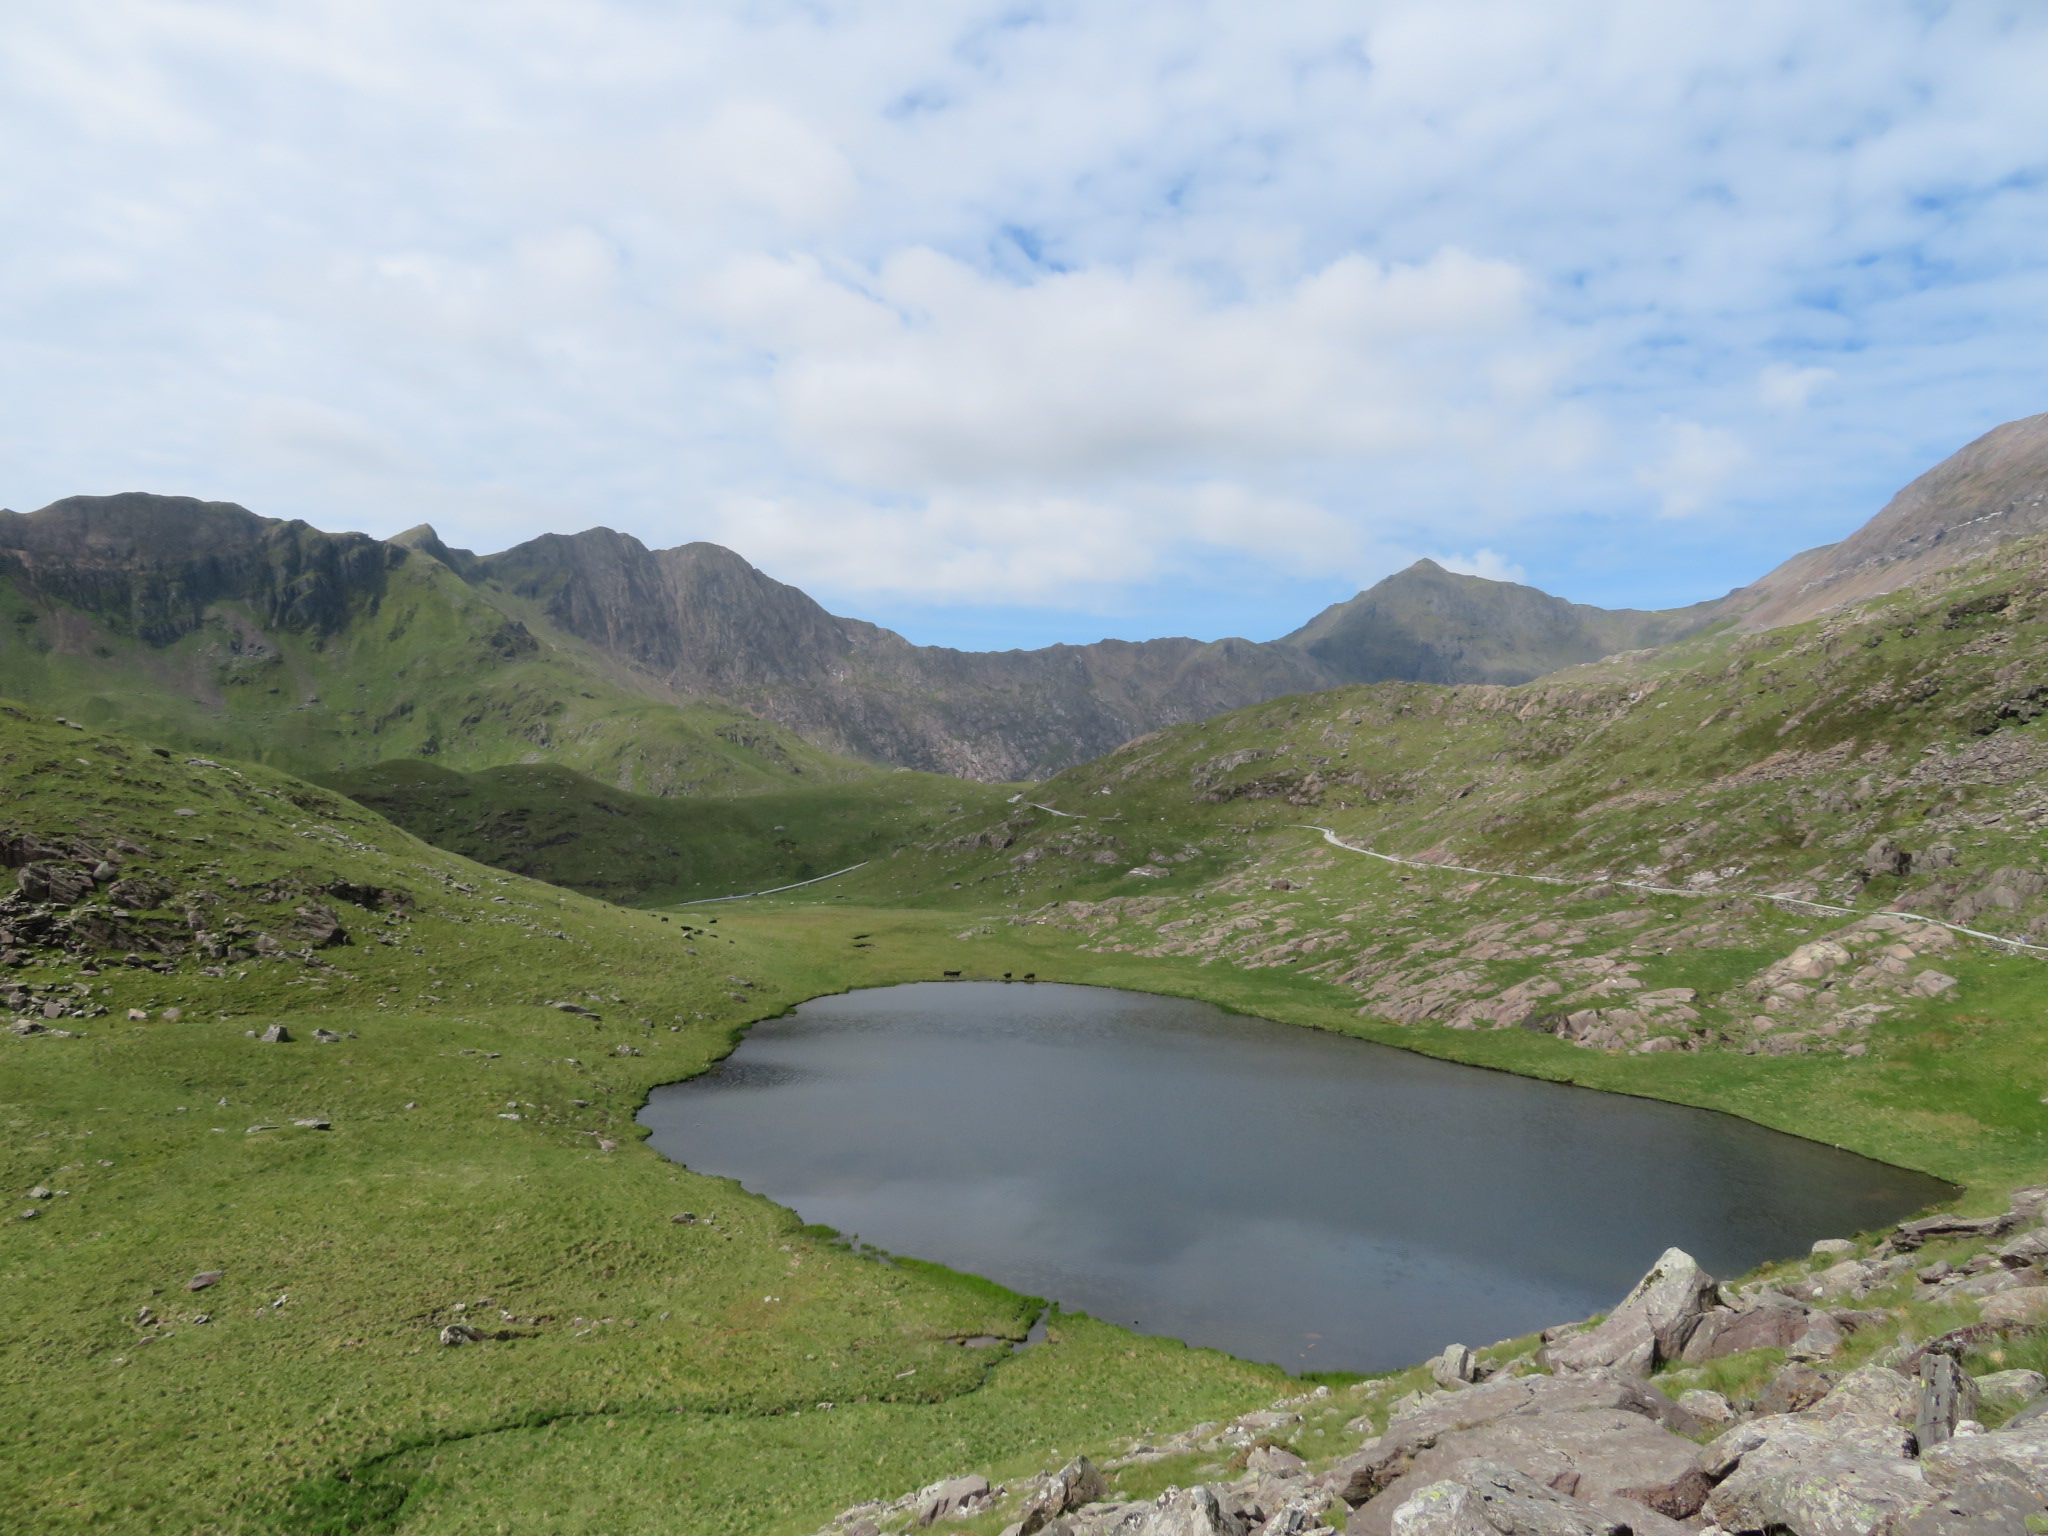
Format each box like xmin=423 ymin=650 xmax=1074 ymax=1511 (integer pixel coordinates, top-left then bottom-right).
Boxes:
xmin=1543 ymin=1249 xmax=1716 ymax=1376
xmin=1323 ymin=1373 xmax=1699 ymax=1506
xmin=258 ymin=1024 xmax=291 ymax=1043
xmin=1249 ymin=1446 xmax=1309 ymax=1476
xmin=1790 ymin=1314 xmax=1848 ymax=1361
xmin=1809 ymin=1365 xmax=1919 ymax=1429
xmin=439 ymin=1324 xmax=485 ymax=1346
xmin=1905 ymin=1417 xmax=2048 ymax=1536
xmin=27 ymin=1185 xmax=52 ymax=1200
xmin=1892 ymin=1213 xmax=2018 ymax=1251
xmin=1921 ymin=1355 xmax=1983 ymax=1452
xmin=916 ymin=1475 xmax=994 ymax=1526
xmin=1754 ymin=1362 xmax=1835 ymax=1416
xmin=1677 ymin=1390 xmax=1737 ymax=1427
xmin=1346 ymin=1410 xmax=1709 ymax=1536
xmin=1704 ymin=1416 xmax=1928 ymax=1536
xmin=1431 ymin=1346 xmax=1481 ymax=1390
xmin=186 ymin=1269 xmax=223 ymax=1291
xmin=1812 ymin=1239 xmax=1859 ymax=1260
xmin=1017 ymin=1458 xmax=1109 ymax=1534
xmin=1381 ymin=1462 xmax=1625 ymax=1536
xmin=1118 ymin=1486 xmax=1244 ymax=1536
xmin=1973 ymin=1370 xmax=2048 ymax=1412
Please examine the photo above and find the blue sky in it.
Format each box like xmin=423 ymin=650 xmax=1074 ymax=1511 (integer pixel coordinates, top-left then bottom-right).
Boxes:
xmin=3 ymin=1 xmax=2046 ymax=649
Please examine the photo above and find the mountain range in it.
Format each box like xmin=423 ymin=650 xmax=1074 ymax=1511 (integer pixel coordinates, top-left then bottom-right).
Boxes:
xmin=1 ymin=409 xmax=2044 ymax=785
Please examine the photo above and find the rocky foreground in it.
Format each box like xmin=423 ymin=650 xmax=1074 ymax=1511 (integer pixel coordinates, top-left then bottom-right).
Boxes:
xmin=816 ymin=1188 xmax=2048 ymax=1536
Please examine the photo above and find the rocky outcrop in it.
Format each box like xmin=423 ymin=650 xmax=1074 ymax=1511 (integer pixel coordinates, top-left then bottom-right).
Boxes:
xmin=0 ymin=492 xmax=399 ymax=645
xmin=822 ymin=1193 xmax=2048 ymax=1536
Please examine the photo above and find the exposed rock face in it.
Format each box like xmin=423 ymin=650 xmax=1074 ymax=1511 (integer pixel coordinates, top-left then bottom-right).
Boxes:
xmin=467 ymin=528 xmax=1340 ymax=780
xmin=0 ymin=492 xmax=398 ymax=645
xmin=1282 ymin=561 xmax=1723 ymax=688
xmin=1720 ymin=411 xmax=2048 ymax=631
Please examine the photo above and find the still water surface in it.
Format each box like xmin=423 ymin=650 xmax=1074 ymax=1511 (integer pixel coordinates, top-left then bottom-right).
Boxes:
xmin=639 ymin=982 xmax=1949 ymax=1372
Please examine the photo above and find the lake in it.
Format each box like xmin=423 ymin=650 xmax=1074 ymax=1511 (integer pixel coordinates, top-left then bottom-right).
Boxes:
xmin=639 ymin=981 xmax=1949 ymax=1373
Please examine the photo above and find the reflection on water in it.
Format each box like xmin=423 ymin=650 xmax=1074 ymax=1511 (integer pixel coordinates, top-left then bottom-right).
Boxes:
xmin=639 ymin=982 xmax=1949 ymax=1372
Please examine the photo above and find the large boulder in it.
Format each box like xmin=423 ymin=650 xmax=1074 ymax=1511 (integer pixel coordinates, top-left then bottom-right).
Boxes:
xmin=1345 ymin=1411 xmax=1709 ymax=1536
xmin=1017 ymin=1458 xmax=1109 ymax=1534
xmin=1383 ymin=1462 xmax=1625 ymax=1536
xmin=1542 ymin=1250 xmax=1717 ymax=1376
xmin=1323 ymin=1373 xmax=1699 ymax=1506
xmin=1682 ymin=1296 xmax=1813 ymax=1363
xmin=1904 ymin=1416 xmax=2048 ymax=1535
xmin=1703 ymin=1416 xmax=1925 ymax=1536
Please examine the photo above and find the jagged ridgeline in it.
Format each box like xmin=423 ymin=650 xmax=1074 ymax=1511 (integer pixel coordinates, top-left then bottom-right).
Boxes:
xmin=889 ymin=521 xmax=2048 ymax=1066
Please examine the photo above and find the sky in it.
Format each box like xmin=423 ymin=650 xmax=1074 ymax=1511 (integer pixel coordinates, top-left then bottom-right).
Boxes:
xmin=3 ymin=1 xmax=2047 ymax=650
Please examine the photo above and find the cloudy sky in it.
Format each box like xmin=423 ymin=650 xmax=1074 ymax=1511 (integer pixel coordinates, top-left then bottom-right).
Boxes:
xmin=4 ymin=2 xmax=2046 ymax=648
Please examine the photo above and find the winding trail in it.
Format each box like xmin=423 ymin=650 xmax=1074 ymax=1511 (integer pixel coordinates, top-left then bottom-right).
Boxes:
xmin=1290 ymin=823 xmax=2048 ymax=958
xmin=673 ymin=861 xmax=869 ymax=907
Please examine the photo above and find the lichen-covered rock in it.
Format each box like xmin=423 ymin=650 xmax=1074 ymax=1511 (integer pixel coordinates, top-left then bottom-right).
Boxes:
xmin=1346 ymin=1410 xmax=1709 ymax=1536
xmin=1385 ymin=1462 xmax=1625 ymax=1536
xmin=1543 ymin=1249 xmax=1716 ymax=1376
xmin=1704 ymin=1417 xmax=1925 ymax=1536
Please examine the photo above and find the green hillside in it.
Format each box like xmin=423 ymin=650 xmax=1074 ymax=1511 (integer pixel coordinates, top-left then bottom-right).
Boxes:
xmin=0 ymin=705 xmax=1278 ymax=1535
xmin=0 ymin=524 xmax=869 ymax=796
xmin=316 ymin=759 xmax=1016 ymax=905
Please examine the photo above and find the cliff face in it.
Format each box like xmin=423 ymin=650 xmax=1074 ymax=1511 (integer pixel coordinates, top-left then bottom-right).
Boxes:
xmin=0 ymin=493 xmax=398 ymax=645
xmin=465 ymin=529 xmax=1340 ymax=779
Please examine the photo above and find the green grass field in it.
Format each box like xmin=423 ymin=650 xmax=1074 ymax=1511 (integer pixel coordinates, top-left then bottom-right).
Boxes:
xmin=16 ymin=527 xmax=2048 ymax=1534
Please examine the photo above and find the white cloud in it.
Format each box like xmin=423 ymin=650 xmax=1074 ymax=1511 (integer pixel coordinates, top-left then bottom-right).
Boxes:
xmin=1757 ymin=363 xmax=1837 ymax=412
xmin=1 ymin=0 xmax=2046 ymax=633
xmin=710 ymin=245 xmax=1536 ymax=486
xmin=1637 ymin=422 xmax=1751 ymax=519
xmin=1435 ymin=549 xmax=1530 ymax=585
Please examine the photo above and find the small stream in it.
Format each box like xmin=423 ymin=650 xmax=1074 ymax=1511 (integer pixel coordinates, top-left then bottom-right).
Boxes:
xmin=639 ymin=982 xmax=1950 ymax=1373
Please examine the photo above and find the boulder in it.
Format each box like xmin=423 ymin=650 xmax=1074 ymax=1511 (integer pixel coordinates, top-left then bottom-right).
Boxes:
xmin=1809 ymin=1365 xmax=1918 ymax=1428
xmin=1676 ymin=1389 xmax=1736 ymax=1427
xmin=1704 ymin=1417 xmax=1928 ymax=1536
xmin=1345 ymin=1410 xmax=1710 ymax=1536
xmin=916 ymin=1475 xmax=994 ymax=1526
xmin=1383 ymin=1462 xmax=1626 ymax=1536
xmin=1983 ymin=1290 xmax=2048 ymax=1327
xmin=1757 ymin=1363 xmax=1837 ymax=1416
xmin=16 ymin=862 xmax=95 ymax=905
xmin=1918 ymin=1354 xmax=1982 ymax=1451
xmin=258 ymin=1024 xmax=291 ymax=1043
xmin=1891 ymin=1213 xmax=2018 ymax=1251
xmin=1974 ymin=1370 xmax=2048 ymax=1412
xmin=1430 ymin=1346 xmax=1480 ymax=1390
xmin=1543 ymin=1250 xmax=1717 ymax=1376
xmin=1902 ymin=1416 xmax=2048 ymax=1536
xmin=1812 ymin=1239 xmax=1859 ymax=1260
xmin=1017 ymin=1458 xmax=1109 ymax=1535
xmin=1122 ymin=1486 xmax=1243 ymax=1536
xmin=438 ymin=1324 xmax=484 ymax=1346
xmin=1324 ymin=1373 xmax=1700 ymax=1506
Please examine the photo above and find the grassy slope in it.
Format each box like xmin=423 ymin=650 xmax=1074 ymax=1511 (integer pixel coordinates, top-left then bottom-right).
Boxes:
xmin=0 ymin=707 xmax=1277 ymax=1536
xmin=761 ymin=533 xmax=2048 ymax=1197
xmin=0 ymin=551 xmax=869 ymax=797
xmin=22 ymin=528 xmax=2048 ymax=1532
xmin=313 ymin=760 xmax=1017 ymax=906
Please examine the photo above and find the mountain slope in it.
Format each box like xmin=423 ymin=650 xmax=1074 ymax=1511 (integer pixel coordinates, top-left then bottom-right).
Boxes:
xmin=0 ymin=496 xmax=866 ymax=794
xmin=463 ymin=527 xmax=1340 ymax=779
xmin=874 ymin=520 xmax=2048 ymax=1082
xmin=1283 ymin=558 xmax=1726 ymax=685
xmin=1717 ymin=411 xmax=2048 ymax=631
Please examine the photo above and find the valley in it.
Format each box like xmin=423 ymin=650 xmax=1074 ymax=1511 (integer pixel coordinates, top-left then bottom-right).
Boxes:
xmin=9 ymin=413 xmax=2048 ymax=1534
